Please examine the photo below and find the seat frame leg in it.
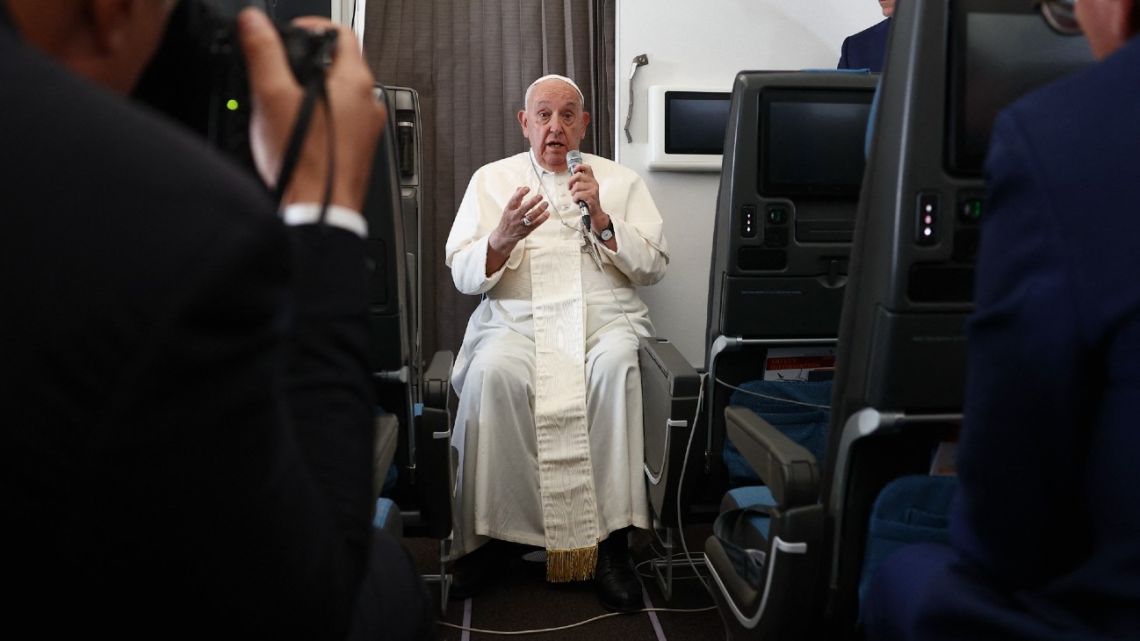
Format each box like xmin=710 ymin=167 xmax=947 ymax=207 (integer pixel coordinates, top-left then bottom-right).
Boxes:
xmin=421 ymin=537 xmax=453 ymax=614
xmin=651 ymin=525 xmax=676 ymax=601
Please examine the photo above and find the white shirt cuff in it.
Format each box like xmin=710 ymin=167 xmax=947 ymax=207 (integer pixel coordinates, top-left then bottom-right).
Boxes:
xmin=282 ymin=203 xmax=368 ymax=238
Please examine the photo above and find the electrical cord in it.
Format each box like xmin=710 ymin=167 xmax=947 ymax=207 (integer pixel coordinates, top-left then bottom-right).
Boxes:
xmin=438 ymin=606 xmax=717 ymax=636
xmin=436 ymin=525 xmax=717 ymax=637
xmin=715 ymin=376 xmax=831 ymax=410
xmin=645 ymin=536 xmax=708 ymax=568
xmin=436 ymin=527 xmax=717 ymax=636
xmin=675 ymin=372 xmax=711 ymax=593
xmin=635 ymin=554 xmax=711 ymax=582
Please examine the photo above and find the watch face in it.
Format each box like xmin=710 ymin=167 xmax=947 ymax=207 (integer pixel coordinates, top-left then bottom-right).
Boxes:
xmin=600 ymin=228 xmax=614 ymax=241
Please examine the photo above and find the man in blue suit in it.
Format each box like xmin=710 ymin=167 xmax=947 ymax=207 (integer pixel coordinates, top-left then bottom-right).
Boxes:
xmin=864 ymin=1 xmax=1140 ymax=639
xmin=838 ymin=0 xmax=894 ymax=72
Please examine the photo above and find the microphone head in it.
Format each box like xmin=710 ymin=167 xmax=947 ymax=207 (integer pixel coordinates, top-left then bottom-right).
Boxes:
xmin=565 ymin=149 xmax=589 ymax=227
xmin=566 ymin=149 xmax=583 ymax=173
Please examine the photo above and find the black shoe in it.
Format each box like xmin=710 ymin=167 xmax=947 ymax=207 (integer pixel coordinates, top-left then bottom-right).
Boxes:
xmin=449 ymin=540 xmax=509 ymax=600
xmin=595 ymin=535 xmax=642 ymax=612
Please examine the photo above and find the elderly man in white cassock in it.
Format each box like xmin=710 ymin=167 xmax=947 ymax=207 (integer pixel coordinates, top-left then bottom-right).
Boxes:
xmin=444 ymin=74 xmax=668 ymax=611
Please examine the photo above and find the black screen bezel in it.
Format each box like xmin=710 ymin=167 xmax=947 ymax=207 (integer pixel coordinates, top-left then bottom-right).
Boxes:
xmin=945 ymin=0 xmax=1091 ymax=176
xmin=757 ymin=87 xmax=874 ymax=199
xmin=946 ymin=0 xmax=1027 ymax=176
xmin=664 ymin=90 xmax=732 ymax=155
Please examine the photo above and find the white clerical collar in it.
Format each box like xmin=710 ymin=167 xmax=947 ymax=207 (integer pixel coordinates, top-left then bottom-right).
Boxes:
xmin=529 ymin=149 xmax=570 ymax=177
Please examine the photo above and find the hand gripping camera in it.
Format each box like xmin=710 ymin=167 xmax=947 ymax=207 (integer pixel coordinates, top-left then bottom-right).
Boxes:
xmin=133 ymin=0 xmax=338 ymax=177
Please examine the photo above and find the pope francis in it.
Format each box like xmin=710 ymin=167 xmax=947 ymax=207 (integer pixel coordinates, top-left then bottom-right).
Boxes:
xmin=444 ymin=74 xmax=668 ymax=611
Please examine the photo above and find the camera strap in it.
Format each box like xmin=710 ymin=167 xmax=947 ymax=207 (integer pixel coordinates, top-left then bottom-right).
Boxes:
xmin=273 ymin=73 xmax=335 ymax=226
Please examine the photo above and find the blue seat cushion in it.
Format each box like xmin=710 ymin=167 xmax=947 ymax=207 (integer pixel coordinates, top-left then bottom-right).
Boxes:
xmin=858 ymin=474 xmax=958 ymax=614
xmin=372 ymin=497 xmax=403 ymax=538
xmin=724 ymin=379 xmax=832 ymax=487
xmin=723 ymin=486 xmax=776 ymax=544
xmin=381 ymin=463 xmax=398 ymax=497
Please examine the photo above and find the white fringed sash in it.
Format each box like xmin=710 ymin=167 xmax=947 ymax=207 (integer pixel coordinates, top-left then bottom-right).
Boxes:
xmin=529 ymin=243 xmax=599 ymax=581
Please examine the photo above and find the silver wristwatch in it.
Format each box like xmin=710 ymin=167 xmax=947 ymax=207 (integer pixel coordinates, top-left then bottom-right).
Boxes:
xmin=596 ymin=220 xmax=615 ymax=242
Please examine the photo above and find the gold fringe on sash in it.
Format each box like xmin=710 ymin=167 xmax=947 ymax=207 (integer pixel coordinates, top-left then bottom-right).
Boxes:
xmin=545 ymin=544 xmax=598 ymax=582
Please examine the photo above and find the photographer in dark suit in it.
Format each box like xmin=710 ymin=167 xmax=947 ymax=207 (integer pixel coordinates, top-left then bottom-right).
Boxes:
xmin=0 ymin=1 xmax=431 ymax=639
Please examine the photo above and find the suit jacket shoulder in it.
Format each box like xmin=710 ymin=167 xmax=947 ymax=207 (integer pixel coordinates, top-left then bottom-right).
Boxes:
xmin=992 ymin=35 xmax=1140 ymax=329
xmin=1 ymin=22 xmax=374 ymax=640
xmin=839 ymin=18 xmax=891 ymax=72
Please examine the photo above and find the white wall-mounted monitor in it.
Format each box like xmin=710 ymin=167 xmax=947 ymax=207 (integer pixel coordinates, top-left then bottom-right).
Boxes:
xmin=647 ymin=86 xmax=731 ymax=172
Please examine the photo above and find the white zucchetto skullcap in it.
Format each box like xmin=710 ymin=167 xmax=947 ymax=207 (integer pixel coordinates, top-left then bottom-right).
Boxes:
xmin=524 ymin=74 xmax=585 ymax=108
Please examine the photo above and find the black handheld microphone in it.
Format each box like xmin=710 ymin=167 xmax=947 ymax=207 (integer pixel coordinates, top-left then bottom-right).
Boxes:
xmin=566 ymin=149 xmax=591 ymax=231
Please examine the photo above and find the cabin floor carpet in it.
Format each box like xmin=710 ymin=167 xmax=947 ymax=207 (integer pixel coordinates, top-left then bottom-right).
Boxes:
xmin=405 ymin=524 xmax=725 ymax=640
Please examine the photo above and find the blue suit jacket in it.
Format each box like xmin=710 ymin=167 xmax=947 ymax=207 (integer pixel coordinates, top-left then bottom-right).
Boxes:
xmin=838 ymin=18 xmax=891 ymax=72
xmin=864 ymin=35 xmax=1140 ymax=641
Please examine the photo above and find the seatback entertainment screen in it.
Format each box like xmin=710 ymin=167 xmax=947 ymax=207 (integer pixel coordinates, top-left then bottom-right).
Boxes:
xmin=759 ymin=89 xmax=873 ymax=198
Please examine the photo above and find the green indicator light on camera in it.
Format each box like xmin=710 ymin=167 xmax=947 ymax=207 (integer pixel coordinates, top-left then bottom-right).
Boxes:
xmin=226 ymin=99 xmax=240 ymax=112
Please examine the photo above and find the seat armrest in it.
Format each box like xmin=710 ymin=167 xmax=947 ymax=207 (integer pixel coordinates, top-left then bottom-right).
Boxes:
xmin=725 ymin=405 xmax=819 ymax=507
xmin=424 ymin=350 xmax=454 ymax=410
xmin=373 ymin=413 xmax=400 ymax=499
xmin=638 ymin=337 xmax=702 ymax=526
xmin=418 ymin=349 xmax=455 ymax=539
xmin=639 ymin=337 xmax=701 ymax=396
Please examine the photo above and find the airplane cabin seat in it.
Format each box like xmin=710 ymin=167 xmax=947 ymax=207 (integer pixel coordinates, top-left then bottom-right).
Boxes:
xmin=369 ymin=85 xmax=457 ymax=607
xmin=699 ymin=2 xmax=1095 ymax=639
xmin=637 ymin=68 xmax=876 ymax=617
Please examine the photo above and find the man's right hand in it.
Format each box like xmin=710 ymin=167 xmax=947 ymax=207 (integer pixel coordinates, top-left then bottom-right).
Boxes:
xmin=485 ymin=187 xmax=549 ymax=275
xmin=238 ymin=8 xmax=386 ymax=213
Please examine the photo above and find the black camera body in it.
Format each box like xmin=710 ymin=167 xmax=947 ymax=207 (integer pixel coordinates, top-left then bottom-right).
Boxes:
xmin=133 ymin=0 xmax=337 ymax=175
xmin=279 ymin=24 xmax=337 ymax=88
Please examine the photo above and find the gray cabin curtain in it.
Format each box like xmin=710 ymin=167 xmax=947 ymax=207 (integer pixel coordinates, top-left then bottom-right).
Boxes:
xmin=362 ymin=0 xmax=616 ymax=359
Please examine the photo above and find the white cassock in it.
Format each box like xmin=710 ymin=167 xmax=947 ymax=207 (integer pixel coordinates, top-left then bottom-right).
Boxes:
xmin=445 ymin=151 xmax=668 ymax=580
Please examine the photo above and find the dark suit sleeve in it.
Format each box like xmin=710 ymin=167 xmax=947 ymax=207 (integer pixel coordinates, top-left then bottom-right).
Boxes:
xmin=285 ymin=224 xmax=376 ymax=564
xmin=95 ymin=213 xmax=374 ymax=639
xmin=838 ymin=36 xmax=851 ymax=69
xmin=950 ymin=111 xmax=1095 ymax=588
